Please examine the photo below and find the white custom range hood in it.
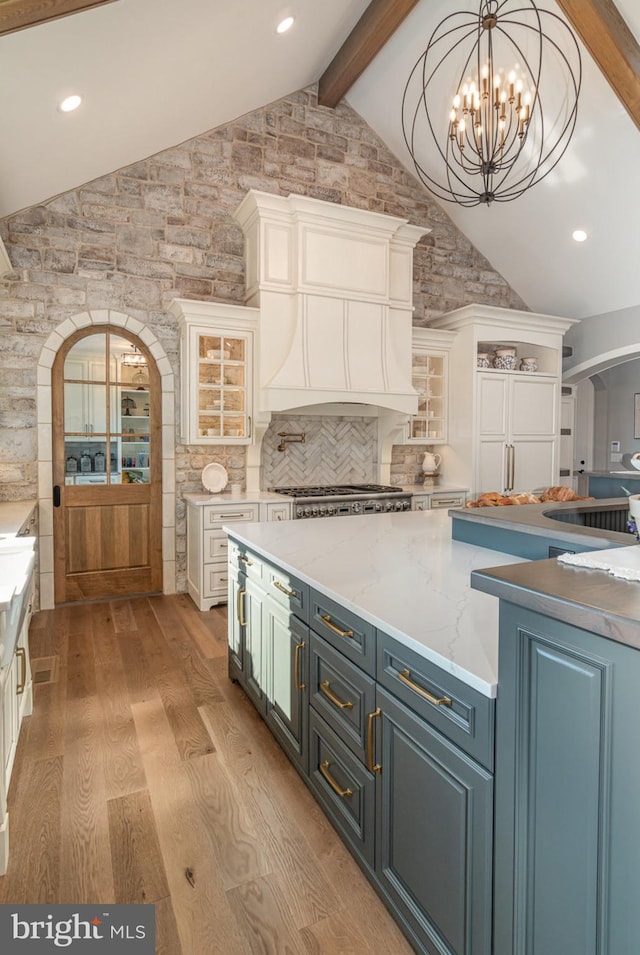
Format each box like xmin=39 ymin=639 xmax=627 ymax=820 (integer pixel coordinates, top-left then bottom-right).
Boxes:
xmin=233 ymin=190 xmax=429 ymax=416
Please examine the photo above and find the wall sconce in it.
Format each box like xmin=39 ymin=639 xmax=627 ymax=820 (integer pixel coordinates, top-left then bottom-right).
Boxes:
xmin=277 ymin=431 xmax=306 ymax=452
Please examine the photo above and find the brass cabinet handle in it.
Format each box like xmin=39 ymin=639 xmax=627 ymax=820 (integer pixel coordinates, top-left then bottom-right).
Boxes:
xmin=294 ymin=642 xmax=306 ymax=691
xmin=16 ymin=647 xmax=26 ymax=695
xmin=319 ymin=679 xmax=353 ymax=710
xmin=398 ymin=668 xmax=452 ymax=707
xmin=273 ymin=579 xmax=296 ymax=599
xmin=319 ymin=760 xmax=353 ymax=798
xmin=367 ymin=707 xmax=382 ymax=774
xmin=237 ymin=588 xmax=247 ymax=627
xmin=238 ymin=552 xmax=254 ymax=561
xmin=320 ymin=614 xmax=354 ymax=639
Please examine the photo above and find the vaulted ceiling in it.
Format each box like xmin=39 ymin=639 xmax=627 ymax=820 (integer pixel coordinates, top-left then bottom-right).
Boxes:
xmin=0 ymin=0 xmax=638 ymax=321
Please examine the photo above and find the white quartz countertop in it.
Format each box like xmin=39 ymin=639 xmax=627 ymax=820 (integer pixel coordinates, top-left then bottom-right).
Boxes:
xmin=224 ymin=509 xmax=526 ymax=698
xmin=184 ymin=490 xmax=290 ymax=505
xmin=0 ymin=500 xmax=37 ymax=536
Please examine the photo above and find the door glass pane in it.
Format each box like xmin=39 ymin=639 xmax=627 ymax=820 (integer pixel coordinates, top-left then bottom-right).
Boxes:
xmin=62 ymin=332 xmax=152 ymax=487
xmin=64 ymin=334 xmax=107 ymax=381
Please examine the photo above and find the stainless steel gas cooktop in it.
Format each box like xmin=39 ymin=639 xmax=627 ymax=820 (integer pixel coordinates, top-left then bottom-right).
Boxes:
xmin=270 ymin=484 xmax=411 ymax=519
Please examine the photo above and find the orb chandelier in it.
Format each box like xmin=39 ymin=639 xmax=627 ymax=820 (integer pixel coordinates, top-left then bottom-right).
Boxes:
xmin=401 ymin=0 xmax=582 ymax=206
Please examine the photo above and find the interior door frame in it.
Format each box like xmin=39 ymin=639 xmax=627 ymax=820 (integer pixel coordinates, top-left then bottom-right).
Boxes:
xmin=51 ymin=324 xmax=163 ymax=603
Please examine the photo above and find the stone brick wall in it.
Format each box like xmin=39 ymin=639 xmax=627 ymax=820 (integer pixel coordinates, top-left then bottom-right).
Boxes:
xmin=0 ymin=84 xmax=527 ymax=587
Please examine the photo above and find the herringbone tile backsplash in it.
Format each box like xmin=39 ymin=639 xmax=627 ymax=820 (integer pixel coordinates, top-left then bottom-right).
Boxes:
xmin=263 ymin=415 xmax=377 ymax=487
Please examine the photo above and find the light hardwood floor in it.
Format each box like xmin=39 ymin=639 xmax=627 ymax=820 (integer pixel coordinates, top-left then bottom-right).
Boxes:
xmin=0 ymin=594 xmax=414 ymax=955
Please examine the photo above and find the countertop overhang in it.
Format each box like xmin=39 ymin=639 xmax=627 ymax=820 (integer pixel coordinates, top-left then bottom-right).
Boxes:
xmin=471 ymin=553 xmax=640 ymax=652
xmin=452 ymin=497 xmax=632 ymax=548
xmin=224 ymin=509 xmax=526 ymax=698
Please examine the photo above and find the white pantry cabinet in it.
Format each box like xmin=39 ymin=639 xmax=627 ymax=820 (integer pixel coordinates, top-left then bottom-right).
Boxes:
xmin=170 ymin=298 xmax=258 ymax=446
xmin=476 ymin=372 xmax=558 ymax=494
xmin=430 ymin=304 xmax=577 ymax=497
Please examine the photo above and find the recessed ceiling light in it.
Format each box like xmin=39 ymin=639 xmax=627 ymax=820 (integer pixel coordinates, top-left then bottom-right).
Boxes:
xmin=572 ymin=229 xmax=588 ymax=243
xmin=276 ymin=16 xmax=294 ymax=34
xmin=59 ymin=94 xmax=82 ymax=113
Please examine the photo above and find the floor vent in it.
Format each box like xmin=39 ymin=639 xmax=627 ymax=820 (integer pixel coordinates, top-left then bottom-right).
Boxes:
xmin=32 ymin=656 xmax=59 ymax=684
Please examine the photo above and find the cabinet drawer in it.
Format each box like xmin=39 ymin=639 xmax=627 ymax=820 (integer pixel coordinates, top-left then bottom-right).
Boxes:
xmin=204 ymin=503 xmax=259 ymax=528
xmin=310 ymin=590 xmax=375 ymax=676
xmin=203 ymin=530 xmax=228 ymax=563
xmin=264 ymin=563 xmax=308 ymax=623
xmin=308 ymin=709 xmax=375 ymax=869
xmin=377 ymin=631 xmax=494 ymax=770
xmin=203 ymin=563 xmax=230 ymax=597
xmin=227 ymin=542 xmax=264 ymax=585
xmin=430 ymin=492 xmax=466 ymax=509
xmin=309 ymin=632 xmax=376 ymax=762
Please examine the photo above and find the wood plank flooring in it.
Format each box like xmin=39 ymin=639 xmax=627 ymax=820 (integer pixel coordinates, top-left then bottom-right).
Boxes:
xmin=0 ymin=595 xmax=414 ymax=955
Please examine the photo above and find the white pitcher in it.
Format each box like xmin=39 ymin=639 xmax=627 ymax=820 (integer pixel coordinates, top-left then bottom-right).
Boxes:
xmin=422 ymin=451 xmax=441 ymax=473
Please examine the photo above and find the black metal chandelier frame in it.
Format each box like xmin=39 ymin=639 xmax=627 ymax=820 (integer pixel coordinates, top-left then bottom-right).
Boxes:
xmin=401 ymin=0 xmax=582 ymax=206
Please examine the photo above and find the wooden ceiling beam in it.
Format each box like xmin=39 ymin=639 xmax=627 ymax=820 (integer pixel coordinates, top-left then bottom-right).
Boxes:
xmin=0 ymin=0 xmax=118 ymax=37
xmin=318 ymin=0 xmax=421 ymax=108
xmin=556 ymin=0 xmax=640 ymax=131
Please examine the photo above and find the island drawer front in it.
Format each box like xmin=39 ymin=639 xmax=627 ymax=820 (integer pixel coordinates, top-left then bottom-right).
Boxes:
xmin=204 ymin=503 xmax=260 ymax=528
xmin=265 ymin=564 xmax=309 ymax=623
xmin=203 ymin=531 xmax=228 ymax=562
xmin=308 ymin=709 xmax=375 ymax=869
xmin=227 ymin=542 xmax=264 ymax=585
xmin=310 ymin=590 xmax=375 ymax=676
xmin=377 ymin=632 xmax=494 ymax=771
xmin=309 ymin=632 xmax=376 ymax=762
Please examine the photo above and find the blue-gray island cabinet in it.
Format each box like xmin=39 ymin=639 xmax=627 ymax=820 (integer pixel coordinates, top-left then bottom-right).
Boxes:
xmin=225 ymin=510 xmax=525 ymax=955
xmin=472 ymin=554 xmax=640 ymax=955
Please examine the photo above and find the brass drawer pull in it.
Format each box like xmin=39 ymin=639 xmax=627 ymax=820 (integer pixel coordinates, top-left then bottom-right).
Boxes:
xmin=295 ymin=642 xmax=306 ymax=691
xmin=224 ymin=513 xmax=250 ymax=520
xmin=320 ymin=614 xmax=354 ymax=639
xmin=367 ymin=707 xmax=382 ymax=774
xmin=273 ymin=579 xmax=296 ymax=599
xmin=319 ymin=680 xmax=353 ymax=710
xmin=319 ymin=760 xmax=352 ymax=798
xmin=16 ymin=647 xmax=26 ymax=695
xmin=398 ymin=668 xmax=452 ymax=707
xmin=237 ymin=588 xmax=247 ymax=627
xmin=238 ymin=554 xmax=253 ymax=566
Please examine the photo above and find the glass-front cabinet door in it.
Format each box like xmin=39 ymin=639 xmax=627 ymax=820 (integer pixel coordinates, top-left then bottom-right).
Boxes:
xmin=196 ymin=332 xmax=250 ymax=441
xmin=171 ymin=298 xmax=258 ymax=446
xmin=406 ymin=328 xmax=454 ymax=446
xmin=62 ymin=332 xmax=152 ymax=485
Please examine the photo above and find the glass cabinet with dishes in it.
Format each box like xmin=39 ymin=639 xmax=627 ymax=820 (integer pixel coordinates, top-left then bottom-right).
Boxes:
xmin=406 ymin=328 xmax=456 ymax=445
xmin=171 ymin=299 xmax=259 ymax=445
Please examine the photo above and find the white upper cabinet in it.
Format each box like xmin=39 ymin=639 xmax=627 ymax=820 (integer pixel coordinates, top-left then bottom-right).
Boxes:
xmin=170 ymin=299 xmax=258 ymax=445
xmin=407 ymin=327 xmax=456 ymax=445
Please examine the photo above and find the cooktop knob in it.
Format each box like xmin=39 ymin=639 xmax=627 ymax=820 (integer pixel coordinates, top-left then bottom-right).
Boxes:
xmin=319 ymin=506 xmax=326 ymax=516
xmin=352 ymin=502 xmax=362 ymax=513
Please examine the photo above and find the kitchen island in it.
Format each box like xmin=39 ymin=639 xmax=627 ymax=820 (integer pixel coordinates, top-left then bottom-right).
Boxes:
xmin=472 ymin=549 xmax=640 ymax=954
xmin=225 ymin=508 xmax=525 ymax=955
xmin=452 ymin=495 xmax=632 ymax=558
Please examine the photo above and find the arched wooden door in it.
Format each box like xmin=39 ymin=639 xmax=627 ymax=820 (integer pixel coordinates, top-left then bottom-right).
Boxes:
xmin=52 ymin=327 xmax=163 ymax=602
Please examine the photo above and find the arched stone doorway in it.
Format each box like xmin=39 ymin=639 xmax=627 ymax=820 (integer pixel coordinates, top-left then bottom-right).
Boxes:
xmin=36 ymin=308 xmax=177 ymax=609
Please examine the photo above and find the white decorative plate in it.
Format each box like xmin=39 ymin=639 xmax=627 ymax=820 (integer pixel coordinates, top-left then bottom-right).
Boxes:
xmin=631 ymin=454 xmax=640 ymax=471
xmin=201 ymin=463 xmax=228 ymax=493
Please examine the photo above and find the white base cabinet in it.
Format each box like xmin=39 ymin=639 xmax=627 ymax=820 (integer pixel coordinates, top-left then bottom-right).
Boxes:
xmin=0 ymin=570 xmax=34 ymax=876
xmin=185 ymin=497 xmax=293 ymax=611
